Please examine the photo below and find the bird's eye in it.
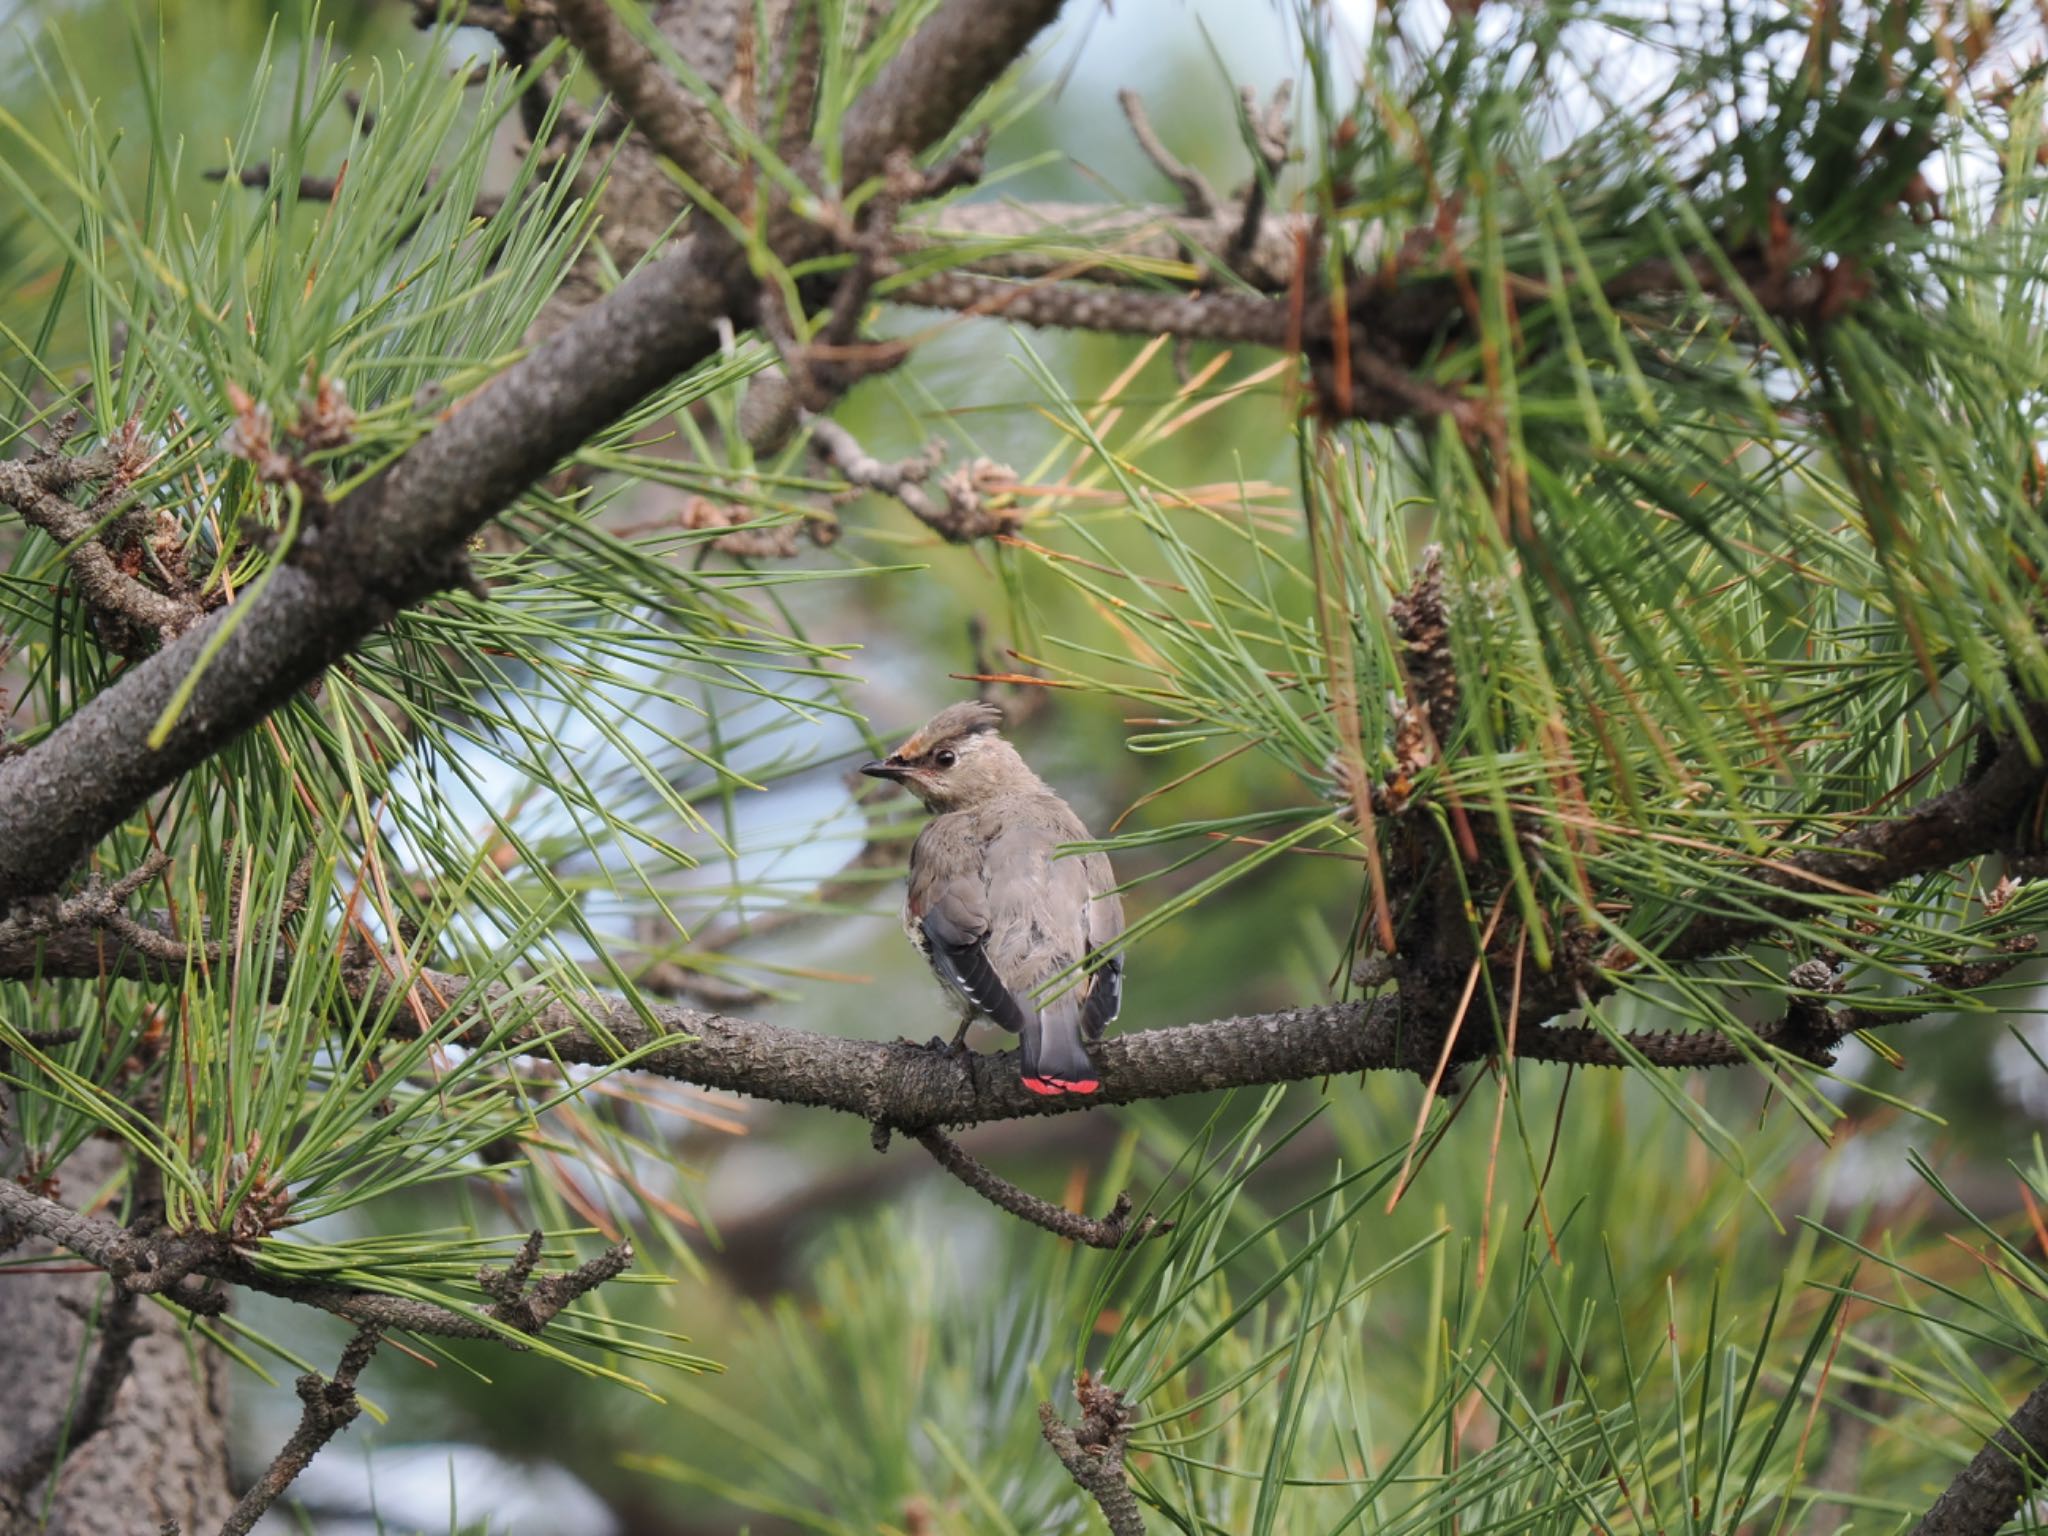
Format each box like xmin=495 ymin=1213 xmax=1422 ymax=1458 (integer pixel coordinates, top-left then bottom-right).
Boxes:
xmin=934 ymin=749 xmax=957 ymax=769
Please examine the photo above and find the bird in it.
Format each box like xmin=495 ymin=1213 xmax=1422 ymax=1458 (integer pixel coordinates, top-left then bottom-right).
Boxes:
xmin=861 ymin=700 xmax=1124 ymax=1097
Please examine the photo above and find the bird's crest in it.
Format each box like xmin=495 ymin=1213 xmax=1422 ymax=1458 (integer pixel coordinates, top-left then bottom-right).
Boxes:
xmin=893 ymin=699 xmax=1003 ymax=760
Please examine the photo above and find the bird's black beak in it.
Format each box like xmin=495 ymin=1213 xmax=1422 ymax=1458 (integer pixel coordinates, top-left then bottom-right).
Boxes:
xmin=860 ymin=757 xmax=911 ymax=782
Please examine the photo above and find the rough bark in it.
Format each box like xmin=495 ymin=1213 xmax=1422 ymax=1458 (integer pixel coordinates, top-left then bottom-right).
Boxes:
xmin=1910 ymin=1379 xmax=2048 ymax=1536
xmin=0 ymin=1135 xmax=233 ymax=1536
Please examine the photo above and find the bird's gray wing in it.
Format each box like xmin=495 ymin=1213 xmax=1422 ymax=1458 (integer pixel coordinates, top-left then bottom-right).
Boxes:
xmin=976 ymin=802 xmax=1104 ymax=1085
xmin=981 ymin=798 xmax=1111 ymax=1001
xmin=907 ymin=818 xmax=1027 ymax=1032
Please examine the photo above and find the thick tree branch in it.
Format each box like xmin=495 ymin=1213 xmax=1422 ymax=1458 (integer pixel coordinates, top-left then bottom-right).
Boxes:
xmin=0 ymin=0 xmax=1070 ymax=907
xmin=218 ymin=1326 xmax=381 ymax=1536
xmin=0 ymin=1285 xmax=145 ymax=1504
xmin=912 ymin=1129 xmax=1171 ymax=1247
xmin=1911 ymin=1378 xmax=2048 ymax=1536
xmin=0 ymin=930 xmax=1895 ymax=1131
xmin=357 ymin=964 xmax=1399 ymax=1126
xmin=892 ymin=269 xmax=1295 ymax=348
xmin=553 ymin=0 xmax=740 ymax=206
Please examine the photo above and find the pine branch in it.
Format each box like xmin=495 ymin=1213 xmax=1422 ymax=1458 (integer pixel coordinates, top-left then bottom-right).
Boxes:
xmin=1911 ymin=1378 xmax=2048 ymax=1536
xmin=916 ymin=201 xmax=1311 ymax=289
xmin=0 ymin=1180 xmax=633 ymax=1346
xmin=8 ymin=719 xmax=2036 ymax=1131
xmin=891 ymin=270 xmax=1296 ymax=349
xmin=203 ymin=164 xmax=508 ymax=222
xmin=891 ymin=219 xmax=1885 ymax=430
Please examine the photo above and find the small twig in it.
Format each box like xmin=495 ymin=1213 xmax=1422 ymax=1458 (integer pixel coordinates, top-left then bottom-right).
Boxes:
xmin=476 ymin=1228 xmax=634 ymax=1334
xmin=1040 ymin=1373 xmax=1147 ymax=1535
xmin=522 ymin=62 xmax=631 ymax=144
xmin=1910 ymin=1376 xmax=2048 ymax=1536
xmin=205 ymin=165 xmax=508 ymax=225
xmin=759 ymin=280 xmax=913 ymax=415
xmin=0 ymin=1284 xmax=147 ymax=1500
xmin=632 ymin=958 xmax=773 ymax=1008
xmin=1242 ymin=83 xmax=1293 ymax=179
xmin=204 ymin=166 xmax=341 ymax=201
xmin=218 ymin=1325 xmax=381 ymax=1536
xmin=917 ymin=131 xmax=991 ymax=202
xmin=480 ymin=1228 xmax=544 ymax=1303
xmin=410 ymin=0 xmax=566 ymax=145
xmin=807 ymin=416 xmax=1021 ymax=543
xmin=914 ymin=1129 xmax=1170 ymax=1248
xmin=1117 ymin=89 xmax=1216 ymax=218
xmin=760 ymin=133 xmax=989 ymax=418
xmin=622 ymin=493 xmax=838 ymax=561
xmin=14 ymin=1028 xmax=83 ymax=1050
xmin=409 ymin=0 xmax=546 ymax=49
xmin=1225 ymin=81 xmax=1292 ymax=273
xmin=0 ymin=850 xmax=205 ymax=974
xmin=964 ymin=616 xmax=1054 ymax=725
xmin=917 ymin=200 xmax=1313 ymax=291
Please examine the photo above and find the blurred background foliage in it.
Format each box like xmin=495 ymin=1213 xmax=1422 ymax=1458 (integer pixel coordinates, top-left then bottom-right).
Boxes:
xmin=4 ymin=0 xmax=2048 ymax=1531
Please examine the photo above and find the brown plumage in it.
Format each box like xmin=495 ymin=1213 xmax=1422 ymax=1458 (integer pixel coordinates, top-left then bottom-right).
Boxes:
xmin=861 ymin=701 xmax=1124 ymax=1096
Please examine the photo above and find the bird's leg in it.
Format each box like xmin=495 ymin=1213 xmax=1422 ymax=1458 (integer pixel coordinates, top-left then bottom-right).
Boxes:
xmin=926 ymin=1007 xmax=976 ymax=1057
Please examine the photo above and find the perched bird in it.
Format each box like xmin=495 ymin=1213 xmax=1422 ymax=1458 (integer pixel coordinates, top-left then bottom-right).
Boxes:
xmin=862 ymin=701 xmax=1124 ymax=1096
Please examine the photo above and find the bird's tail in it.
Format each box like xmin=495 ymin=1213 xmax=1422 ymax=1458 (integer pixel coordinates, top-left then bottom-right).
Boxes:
xmin=1021 ymin=995 xmax=1101 ymax=1097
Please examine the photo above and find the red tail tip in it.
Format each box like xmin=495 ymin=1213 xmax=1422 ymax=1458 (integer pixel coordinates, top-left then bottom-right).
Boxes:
xmin=1021 ymin=1076 xmax=1101 ymax=1097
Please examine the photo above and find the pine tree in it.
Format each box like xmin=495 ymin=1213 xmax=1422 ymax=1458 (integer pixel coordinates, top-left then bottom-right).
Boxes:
xmin=3 ymin=0 xmax=2047 ymax=1530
